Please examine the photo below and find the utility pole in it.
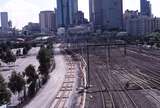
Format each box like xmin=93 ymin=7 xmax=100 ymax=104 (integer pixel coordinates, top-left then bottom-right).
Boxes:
xmin=124 ymin=43 xmax=127 ymax=56
xmin=86 ymin=40 xmax=90 ymax=87
xmin=107 ymin=37 xmax=111 ymax=62
xmin=108 ymin=43 xmax=111 ymax=62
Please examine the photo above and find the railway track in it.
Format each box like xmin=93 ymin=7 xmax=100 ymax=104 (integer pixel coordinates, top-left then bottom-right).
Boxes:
xmin=113 ymin=47 xmax=160 ymax=87
xmin=114 ymin=68 xmax=160 ymax=106
xmin=87 ymin=58 xmax=114 ymax=108
xmin=100 ymin=56 xmax=138 ymax=108
xmin=98 ymin=66 xmax=127 ymax=108
xmin=111 ymin=72 xmax=138 ymax=108
xmin=109 ymin=50 xmax=160 ymax=106
xmin=128 ymin=46 xmax=160 ymax=58
xmin=88 ymin=54 xmax=138 ymax=108
xmin=126 ymin=49 xmax=160 ymax=88
xmin=94 ymin=69 xmax=109 ymax=108
xmin=83 ymin=45 xmax=160 ymax=108
xmin=127 ymin=48 xmax=160 ymax=62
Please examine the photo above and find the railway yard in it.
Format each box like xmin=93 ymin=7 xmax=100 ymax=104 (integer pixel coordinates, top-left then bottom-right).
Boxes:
xmin=80 ymin=45 xmax=160 ymax=108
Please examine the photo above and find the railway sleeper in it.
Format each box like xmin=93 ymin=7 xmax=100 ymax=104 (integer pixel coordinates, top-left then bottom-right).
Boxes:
xmin=105 ymin=100 xmax=113 ymax=108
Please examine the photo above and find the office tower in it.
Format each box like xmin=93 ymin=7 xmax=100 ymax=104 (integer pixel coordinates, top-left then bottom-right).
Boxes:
xmin=1 ymin=12 xmax=9 ymax=31
xmin=140 ymin=0 xmax=152 ymax=17
xmin=69 ymin=0 xmax=78 ymax=25
xmin=56 ymin=0 xmax=78 ymax=27
xmin=89 ymin=0 xmax=123 ymax=30
xmin=39 ymin=11 xmax=56 ymax=33
xmin=56 ymin=0 xmax=65 ymax=27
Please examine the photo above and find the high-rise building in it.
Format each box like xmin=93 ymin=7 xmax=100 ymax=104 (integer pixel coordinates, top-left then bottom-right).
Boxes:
xmin=69 ymin=0 xmax=78 ymax=25
xmin=1 ymin=12 xmax=8 ymax=31
xmin=89 ymin=0 xmax=123 ymax=30
xmin=140 ymin=0 xmax=152 ymax=17
xmin=89 ymin=0 xmax=93 ymax=22
xmin=39 ymin=11 xmax=56 ymax=33
xmin=56 ymin=0 xmax=78 ymax=27
xmin=56 ymin=0 xmax=65 ymax=27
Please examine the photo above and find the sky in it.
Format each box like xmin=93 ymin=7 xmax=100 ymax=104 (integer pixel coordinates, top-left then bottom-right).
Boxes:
xmin=0 ymin=0 xmax=159 ymax=29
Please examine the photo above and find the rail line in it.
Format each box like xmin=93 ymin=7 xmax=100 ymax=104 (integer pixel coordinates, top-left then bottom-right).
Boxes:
xmin=94 ymin=69 xmax=107 ymax=108
xmin=82 ymin=45 xmax=160 ymax=108
xmin=110 ymin=55 xmax=160 ymax=106
xmin=97 ymin=46 xmax=160 ymax=107
xmin=117 ymin=69 xmax=160 ymax=105
xmin=100 ymin=56 xmax=138 ymax=108
xmin=115 ymin=47 xmax=160 ymax=88
xmin=91 ymin=54 xmax=138 ymax=108
xmin=126 ymin=49 xmax=160 ymax=88
xmin=128 ymin=46 xmax=160 ymax=59
xmin=98 ymin=65 xmax=126 ymax=108
xmin=88 ymin=57 xmax=114 ymax=108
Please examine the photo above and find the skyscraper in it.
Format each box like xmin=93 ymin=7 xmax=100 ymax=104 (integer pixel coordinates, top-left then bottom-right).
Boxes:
xmin=56 ymin=0 xmax=78 ymax=27
xmin=89 ymin=0 xmax=94 ymax=22
xmin=1 ymin=12 xmax=8 ymax=31
xmin=89 ymin=0 xmax=123 ymax=30
xmin=56 ymin=0 xmax=65 ymax=27
xmin=39 ymin=11 xmax=56 ymax=33
xmin=140 ymin=0 xmax=152 ymax=17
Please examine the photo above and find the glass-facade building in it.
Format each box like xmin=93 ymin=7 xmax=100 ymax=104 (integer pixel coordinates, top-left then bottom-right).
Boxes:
xmin=89 ymin=0 xmax=123 ymax=30
xmin=56 ymin=0 xmax=78 ymax=27
xmin=140 ymin=0 xmax=152 ymax=17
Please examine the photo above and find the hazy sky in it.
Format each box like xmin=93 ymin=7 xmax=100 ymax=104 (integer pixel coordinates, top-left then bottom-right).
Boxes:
xmin=0 ymin=0 xmax=159 ymax=29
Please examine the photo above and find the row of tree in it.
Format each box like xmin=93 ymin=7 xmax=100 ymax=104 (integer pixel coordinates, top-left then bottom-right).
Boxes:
xmin=145 ymin=32 xmax=160 ymax=47
xmin=0 ymin=43 xmax=55 ymax=106
xmin=0 ymin=74 xmax=11 ymax=105
xmin=0 ymin=64 xmax=38 ymax=106
xmin=0 ymin=43 xmax=32 ymax=64
xmin=37 ymin=43 xmax=54 ymax=84
xmin=0 ymin=48 xmax=16 ymax=64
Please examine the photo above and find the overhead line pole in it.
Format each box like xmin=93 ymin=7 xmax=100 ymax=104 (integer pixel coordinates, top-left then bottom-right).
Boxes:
xmin=86 ymin=42 xmax=127 ymax=88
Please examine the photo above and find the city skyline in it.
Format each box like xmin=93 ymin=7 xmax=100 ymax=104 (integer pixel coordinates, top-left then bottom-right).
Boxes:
xmin=0 ymin=0 xmax=159 ymax=29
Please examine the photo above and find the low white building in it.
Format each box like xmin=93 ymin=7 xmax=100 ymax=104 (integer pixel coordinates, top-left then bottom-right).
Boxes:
xmin=126 ymin=16 xmax=151 ymax=36
xmin=67 ymin=25 xmax=92 ymax=34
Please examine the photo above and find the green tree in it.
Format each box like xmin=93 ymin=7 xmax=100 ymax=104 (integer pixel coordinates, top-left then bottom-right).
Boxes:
xmin=23 ymin=44 xmax=32 ymax=55
xmin=4 ymin=50 xmax=16 ymax=64
xmin=37 ymin=46 xmax=51 ymax=84
xmin=37 ymin=47 xmax=51 ymax=66
xmin=25 ymin=65 xmax=38 ymax=97
xmin=23 ymin=47 xmax=28 ymax=55
xmin=8 ymin=72 xmax=25 ymax=95
xmin=16 ymin=49 xmax=21 ymax=56
xmin=0 ymin=74 xmax=11 ymax=105
xmin=25 ymin=44 xmax=32 ymax=51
